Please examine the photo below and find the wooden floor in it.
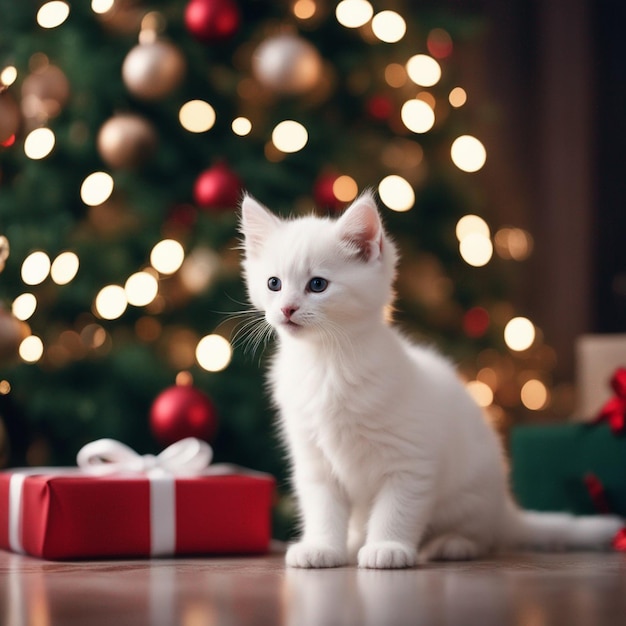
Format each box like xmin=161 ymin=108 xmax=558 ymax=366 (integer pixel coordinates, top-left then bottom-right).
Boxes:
xmin=2 ymin=549 xmax=626 ymax=626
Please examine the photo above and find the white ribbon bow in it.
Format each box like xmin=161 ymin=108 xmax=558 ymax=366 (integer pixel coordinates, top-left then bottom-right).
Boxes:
xmin=76 ymin=437 xmax=213 ymax=477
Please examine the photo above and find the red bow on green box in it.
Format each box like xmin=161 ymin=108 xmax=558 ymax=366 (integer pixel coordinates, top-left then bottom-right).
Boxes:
xmin=594 ymin=367 xmax=626 ymax=434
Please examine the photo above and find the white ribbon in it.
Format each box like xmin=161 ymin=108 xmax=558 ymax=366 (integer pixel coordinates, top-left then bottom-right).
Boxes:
xmin=8 ymin=438 xmax=213 ymax=557
xmin=76 ymin=437 xmax=213 ymax=477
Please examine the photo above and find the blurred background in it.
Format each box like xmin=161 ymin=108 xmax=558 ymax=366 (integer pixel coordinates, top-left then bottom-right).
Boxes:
xmin=0 ymin=0 xmax=624 ymax=535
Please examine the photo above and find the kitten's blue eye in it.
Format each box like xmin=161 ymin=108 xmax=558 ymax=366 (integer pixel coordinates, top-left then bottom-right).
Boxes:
xmin=267 ymin=277 xmax=282 ymax=291
xmin=308 ymin=277 xmax=328 ymax=293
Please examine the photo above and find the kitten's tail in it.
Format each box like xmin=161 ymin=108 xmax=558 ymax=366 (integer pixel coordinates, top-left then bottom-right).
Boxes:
xmin=504 ymin=502 xmax=623 ymax=551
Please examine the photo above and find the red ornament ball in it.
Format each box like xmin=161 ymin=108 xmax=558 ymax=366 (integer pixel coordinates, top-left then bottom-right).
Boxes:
xmin=462 ymin=306 xmax=490 ymax=338
xmin=184 ymin=0 xmax=240 ymax=43
xmin=150 ymin=384 xmax=218 ymax=446
xmin=313 ymin=172 xmax=345 ymax=212
xmin=193 ymin=163 xmax=242 ymax=210
xmin=366 ymin=95 xmax=394 ymax=121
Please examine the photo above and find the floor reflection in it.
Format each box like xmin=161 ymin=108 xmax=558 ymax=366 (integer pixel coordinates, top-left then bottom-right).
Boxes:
xmin=2 ymin=551 xmax=626 ymax=626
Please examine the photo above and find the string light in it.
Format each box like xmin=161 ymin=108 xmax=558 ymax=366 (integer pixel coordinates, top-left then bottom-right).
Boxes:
xmin=401 ymin=99 xmax=435 ymax=134
xmin=494 ymin=228 xmax=533 ymax=261
xmin=24 ymin=128 xmax=55 ymax=160
xmin=51 ymin=251 xmax=79 ymax=285
xmin=456 ymin=215 xmax=490 ymax=241
xmin=378 ymin=175 xmax=414 ymax=212
xmin=21 ymin=251 xmax=51 ymax=285
xmin=19 ymin=336 xmax=44 ymax=363
xmin=451 ymin=135 xmax=487 ymax=173
xmin=384 ymin=63 xmax=407 ymax=88
xmin=91 ymin=0 xmax=114 ymax=13
xmin=333 ymin=176 xmax=358 ymax=202
xmin=179 ymin=100 xmax=216 ymax=133
xmin=459 ymin=233 xmax=493 ymax=267
xmin=196 ymin=334 xmax=233 ymax=372
xmin=94 ymin=285 xmax=127 ymax=320
xmin=37 ymin=1 xmax=70 ymax=28
xmin=80 ymin=172 xmax=114 ymax=206
xmin=12 ymin=293 xmax=37 ymax=321
xmin=150 ymin=239 xmax=185 ymax=275
xmin=521 ymin=379 xmax=549 ymax=410
xmin=406 ymin=54 xmax=441 ymax=87
xmin=504 ymin=317 xmax=535 ymax=352
xmin=272 ymin=121 xmax=308 ymax=153
xmin=1 ymin=66 xmax=17 ymax=86
xmin=371 ymin=11 xmax=406 ymax=43
xmin=124 ymin=271 xmax=159 ymax=306
xmin=335 ymin=0 xmax=373 ymax=28
xmin=449 ymin=87 xmax=467 ymax=108
xmin=292 ymin=0 xmax=316 ymax=20
xmin=232 ymin=117 xmax=252 ymax=136
xmin=466 ymin=380 xmax=494 ymax=407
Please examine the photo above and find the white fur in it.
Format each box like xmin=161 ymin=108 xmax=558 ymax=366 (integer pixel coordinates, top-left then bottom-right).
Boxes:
xmin=240 ymin=192 xmax=623 ymax=569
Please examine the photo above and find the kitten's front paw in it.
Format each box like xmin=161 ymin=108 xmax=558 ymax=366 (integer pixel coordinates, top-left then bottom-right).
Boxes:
xmin=286 ymin=542 xmax=348 ymax=568
xmin=358 ymin=541 xmax=417 ymax=569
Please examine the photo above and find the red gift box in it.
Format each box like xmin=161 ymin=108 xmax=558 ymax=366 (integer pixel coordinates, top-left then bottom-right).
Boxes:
xmin=0 ymin=439 xmax=275 ymax=560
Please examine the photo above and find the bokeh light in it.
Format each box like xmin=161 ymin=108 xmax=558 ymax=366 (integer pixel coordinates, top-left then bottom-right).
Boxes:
xmin=1 ymin=66 xmax=17 ymax=86
xmin=95 ymin=285 xmax=127 ymax=320
xmin=521 ymin=379 xmax=549 ymax=410
xmin=335 ymin=0 xmax=373 ymax=28
xmin=150 ymin=239 xmax=185 ymax=275
xmin=333 ymin=175 xmax=358 ymax=202
xmin=21 ymin=251 xmax=51 ymax=285
xmin=466 ymin=380 xmax=494 ymax=407
xmin=51 ymin=251 xmax=79 ymax=285
xmin=406 ymin=54 xmax=441 ymax=87
xmin=456 ymin=214 xmax=490 ymax=241
xmin=459 ymin=233 xmax=493 ymax=267
xmin=24 ymin=128 xmax=55 ymax=160
xmin=427 ymin=28 xmax=453 ymax=59
xmin=179 ymin=100 xmax=216 ymax=133
xmin=293 ymin=0 xmax=316 ymax=20
xmin=12 ymin=293 xmax=37 ymax=321
xmin=371 ymin=10 xmax=406 ymax=43
xmin=494 ymin=228 xmax=534 ymax=261
xmin=19 ymin=336 xmax=44 ymax=363
xmin=37 ymin=1 xmax=70 ymax=28
xmin=401 ymin=99 xmax=435 ymax=134
xmin=504 ymin=317 xmax=536 ymax=351
xmin=272 ymin=120 xmax=308 ymax=153
xmin=196 ymin=334 xmax=233 ymax=372
xmin=80 ymin=172 xmax=114 ymax=206
xmin=451 ymin=135 xmax=487 ymax=173
xmin=91 ymin=0 xmax=114 ymax=13
xmin=384 ymin=63 xmax=407 ymax=88
xmin=232 ymin=117 xmax=252 ymax=136
xmin=125 ymin=271 xmax=159 ymax=306
xmin=378 ymin=175 xmax=414 ymax=212
xmin=449 ymin=87 xmax=467 ymax=108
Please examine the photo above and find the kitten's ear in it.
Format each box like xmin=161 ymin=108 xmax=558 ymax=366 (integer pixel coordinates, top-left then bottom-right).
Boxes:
xmin=337 ymin=191 xmax=383 ymax=262
xmin=240 ymin=194 xmax=281 ymax=255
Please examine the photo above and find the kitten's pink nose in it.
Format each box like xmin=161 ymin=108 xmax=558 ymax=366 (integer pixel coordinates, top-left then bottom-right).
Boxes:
xmin=281 ymin=306 xmax=299 ymax=320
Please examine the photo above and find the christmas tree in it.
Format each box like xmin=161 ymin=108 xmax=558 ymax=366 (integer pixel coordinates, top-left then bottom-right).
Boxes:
xmin=1 ymin=0 xmax=549 ymax=535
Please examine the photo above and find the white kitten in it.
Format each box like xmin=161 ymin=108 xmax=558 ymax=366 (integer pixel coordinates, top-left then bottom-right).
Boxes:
xmin=240 ymin=191 xmax=622 ymax=569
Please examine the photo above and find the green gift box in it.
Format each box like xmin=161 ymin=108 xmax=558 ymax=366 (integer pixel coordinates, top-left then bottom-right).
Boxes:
xmin=510 ymin=423 xmax=626 ymax=516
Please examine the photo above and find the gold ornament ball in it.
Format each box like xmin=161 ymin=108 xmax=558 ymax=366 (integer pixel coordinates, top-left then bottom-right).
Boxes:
xmin=252 ymin=33 xmax=323 ymax=95
xmin=122 ymin=41 xmax=186 ymax=100
xmin=97 ymin=113 xmax=158 ymax=169
xmin=0 ymin=91 xmax=21 ymax=142
xmin=21 ymin=64 xmax=70 ymax=119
